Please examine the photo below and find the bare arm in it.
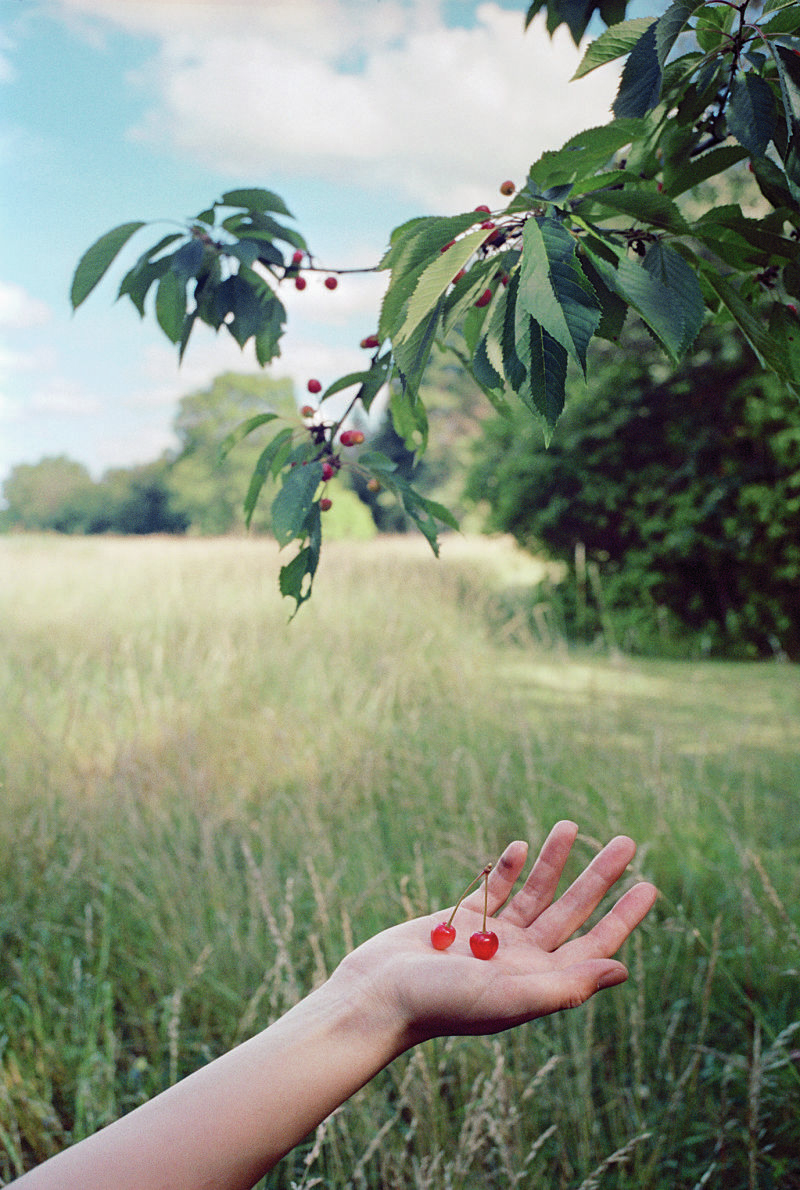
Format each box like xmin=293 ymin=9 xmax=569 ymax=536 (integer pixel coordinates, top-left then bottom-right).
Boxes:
xmin=10 ymin=822 xmax=657 ymax=1190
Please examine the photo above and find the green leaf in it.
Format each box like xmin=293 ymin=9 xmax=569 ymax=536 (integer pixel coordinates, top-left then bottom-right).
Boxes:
xmin=654 ymin=1 xmax=703 ymax=68
xmin=389 ymin=384 xmax=429 ymax=451
xmin=761 ymin=5 xmax=800 ymax=35
xmin=518 ymin=216 xmax=601 ymax=374
xmin=662 ymin=144 xmax=748 ymax=197
xmin=218 ymin=412 xmax=281 ymax=461
xmin=529 ymin=119 xmax=646 ymax=191
xmin=71 ymin=221 xmax=145 ymax=308
xmin=643 ymin=242 xmax=704 ymax=356
xmin=613 ymin=23 xmax=661 ymax=118
xmin=582 ymin=186 xmax=689 ymax=232
xmin=572 ymin=17 xmax=655 ymax=80
xmin=727 ymin=73 xmax=777 ymax=157
xmin=396 ymin=228 xmax=488 ymax=344
xmin=117 ymin=256 xmax=172 ymax=316
xmin=241 ymin=428 xmax=296 ymax=525
xmin=392 ymin=296 xmax=445 ymax=403
xmin=155 ymin=269 xmax=186 ymax=343
xmin=519 ymin=317 xmax=568 ymax=433
xmin=220 ymin=188 xmax=294 ymax=217
xmin=254 ymin=296 xmax=287 ymax=366
xmin=583 ymin=240 xmax=687 ymax=360
xmin=271 ymin=461 xmax=324 ymax=548
xmin=704 ymin=271 xmax=799 ymax=393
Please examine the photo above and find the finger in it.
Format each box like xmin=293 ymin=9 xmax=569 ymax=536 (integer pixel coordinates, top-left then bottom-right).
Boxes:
xmin=493 ymin=959 xmax=631 ymax=1025
xmin=499 ymin=820 xmax=579 ymax=927
xmin=459 ymin=839 xmax=528 ymax=917
xmin=530 ymin=835 xmax=638 ymax=950
xmin=555 ymin=882 xmax=659 ymax=965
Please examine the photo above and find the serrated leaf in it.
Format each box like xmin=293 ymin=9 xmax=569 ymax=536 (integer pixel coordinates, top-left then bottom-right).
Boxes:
xmin=518 ymin=316 xmax=568 ymax=431
xmin=221 ymin=188 xmax=294 ymax=217
xmin=584 ymin=242 xmax=687 ymax=360
xmin=584 ymin=186 xmax=690 ymax=232
xmin=242 ymin=428 xmax=296 ymax=524
xmin=761 ymin=6 xmax=800 ymax=35
xmin=529 ymin=119 xmax=646 ymax=191
xmin=71 ymin=221 xmax=146 ymax=308
xmin=728 ymin=73 xmax=777 ymax=157
xmin=662 ymin=144 xmax=748 ymax=197
xmin=117 ymin=256 xmax=172 ymax=316
xmin=654 ymin=1 xmax=702 ymax=68
xmin=155 ymin=269 xmax=186 ymax=343
xmin=642 ymin=241 xmax=704 ymax=356
xmin=572 ymin=17 xmax=655 ymax=80
xmin=613 ymin=23 xmax=661 ymax=118
xmin=518 ymin=217 xmax=601 ymax=374
xmin=392 ymin=297 xmax=445 ymax=403
xmin=396 ymin=228 xmax=488 ymax=343
xmin=500 ymin=274 xmax=528 ymax=390
xmin=271 ymin=461 xmax=323 ymax=548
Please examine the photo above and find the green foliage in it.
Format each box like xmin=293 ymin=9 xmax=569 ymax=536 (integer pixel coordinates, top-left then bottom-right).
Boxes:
xmin=467 ymin=325 xmax=800 ymax=658
xmin=71 ymin=1 xmax=800 ymax=611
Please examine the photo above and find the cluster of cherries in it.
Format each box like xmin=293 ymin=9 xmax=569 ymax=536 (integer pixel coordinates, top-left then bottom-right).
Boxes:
xmin=430 ymin=863 xmax=499 ymax=959
xmin=287 ymin=248 xmax=338 ymax=291
xmin=300 ymin=377 xmax=370 ymax=512
xmin=440 ymin=179 xmax=518 ymax=313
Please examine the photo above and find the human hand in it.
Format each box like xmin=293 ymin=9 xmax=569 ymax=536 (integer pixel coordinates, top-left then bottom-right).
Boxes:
xmin=335 ymin=821 xmax=658 ymax=1049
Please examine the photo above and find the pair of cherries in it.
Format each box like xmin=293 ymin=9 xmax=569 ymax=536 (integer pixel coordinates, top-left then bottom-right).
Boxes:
xmin=430 ymin=863 xmax=499 ymax=960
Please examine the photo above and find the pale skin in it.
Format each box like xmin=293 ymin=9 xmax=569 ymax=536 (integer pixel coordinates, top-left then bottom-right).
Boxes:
xmin=11 ymin=821 xmax=658 ymax=1190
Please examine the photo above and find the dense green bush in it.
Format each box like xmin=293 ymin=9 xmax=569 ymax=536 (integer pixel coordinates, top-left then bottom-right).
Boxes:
xmin=467 ymin=326 xmax=800 ymax=659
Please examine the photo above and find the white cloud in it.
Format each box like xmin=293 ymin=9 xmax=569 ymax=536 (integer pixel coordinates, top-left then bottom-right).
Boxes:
xmin=56 ymin=1 xmax=619 ymax=210
xmin=0 ymin=281 xmax=51 ymax=329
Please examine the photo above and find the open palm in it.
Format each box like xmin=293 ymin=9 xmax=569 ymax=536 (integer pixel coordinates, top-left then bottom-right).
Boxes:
xmin=339 ymin=821 xmax=658 ymax=1045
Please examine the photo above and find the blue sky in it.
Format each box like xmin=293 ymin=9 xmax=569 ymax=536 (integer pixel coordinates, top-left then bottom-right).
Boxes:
xmin=0 ymin=0 xmax=624 ymax=487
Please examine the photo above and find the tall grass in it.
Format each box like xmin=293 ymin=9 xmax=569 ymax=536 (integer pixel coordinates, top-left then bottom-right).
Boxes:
xmin=1 ymin=534 xmax=799 ymax=1187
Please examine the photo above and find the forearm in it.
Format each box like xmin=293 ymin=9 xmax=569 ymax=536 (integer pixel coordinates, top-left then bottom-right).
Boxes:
xmin=11 ymin=967 xmax=408 ymax=1190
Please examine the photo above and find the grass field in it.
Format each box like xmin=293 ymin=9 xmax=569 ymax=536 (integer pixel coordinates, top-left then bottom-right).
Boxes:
xmin=1 ymin=533 xmax=799 ymax=1188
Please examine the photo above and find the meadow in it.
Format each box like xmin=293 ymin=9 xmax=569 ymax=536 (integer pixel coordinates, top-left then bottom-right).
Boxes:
xmin=1 ymin=533 xmax=798 ymax=1188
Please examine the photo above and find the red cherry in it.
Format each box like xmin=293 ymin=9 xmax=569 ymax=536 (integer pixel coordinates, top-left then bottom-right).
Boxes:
xmin=295 ymin=276 xmax=307 ymax=290
xmin=474 ymin=289 xmax=492 ymax=308
xmin=430 ymin=922 xmax=456 ymax=950
xmin=469 ymin=931 xmax=499 ymax=960
xmin=452 ymin=269 xmax=466 ymax=284
xmin=474 ymin=204 xmax=491 ymax=213
xmin=292 ymin=250 xmax=304 ymax=265
xmin=307 ymin=379 xmax=322 ymax=394
xmin=480 ymin=220 xmax=496 ymax=230
xmin=321 ymin=461 xmax=336 ymax=481
xmin=360 ymin=334 xmax=380 ymax=349
xmin=320 ymin=497 xmax=332 ymax=511
xmin=340 ymin=429 xmax=364 ymax=446
xmin=324 ymin=276 xmax=338 ymax=290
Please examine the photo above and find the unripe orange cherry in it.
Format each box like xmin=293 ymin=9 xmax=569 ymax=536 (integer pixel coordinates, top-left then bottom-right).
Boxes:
xmin=499 ymin=180 xmax=515 ymax=196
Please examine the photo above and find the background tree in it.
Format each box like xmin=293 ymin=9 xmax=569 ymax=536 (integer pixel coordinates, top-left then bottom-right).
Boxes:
xmin=467 ymin=322 xmax=800 ymax=658
xmin=2 ymin=457 xmax=99 ymax=533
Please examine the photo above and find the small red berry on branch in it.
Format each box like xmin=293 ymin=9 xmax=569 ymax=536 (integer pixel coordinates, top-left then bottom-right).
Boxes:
xmin=324 ymin=276 xmax=338 ymax=290
xmin=321 ymin=460 xmax=336 ymax=481
xmin=320 ymin=497 xmax=333 ymax=511
xmin=300 ymin=404 xmax=316 ymax=418
xmin=474 ymin=289 xmax=492 ymax=308
xmin=295 ymin=276 xmax=307 ymax=290
xmin=307 ymin=379 xmax=322 ymax=394
xmin=360 ymin=334 xmax=380 ymax=349
xmin=474 ymin=204 xmax=491 ymax=213
xmin=291 ymin=249 xmax=305 ymax=265
xmin=340 ymin=429 xmax=365 ymax=446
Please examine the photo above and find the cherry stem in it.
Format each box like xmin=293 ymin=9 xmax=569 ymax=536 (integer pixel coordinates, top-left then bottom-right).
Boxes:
xmin=482 ymin=866 xmax=489 ymax=932
xmin=446 ymin=863 xmax=492 ymax=928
